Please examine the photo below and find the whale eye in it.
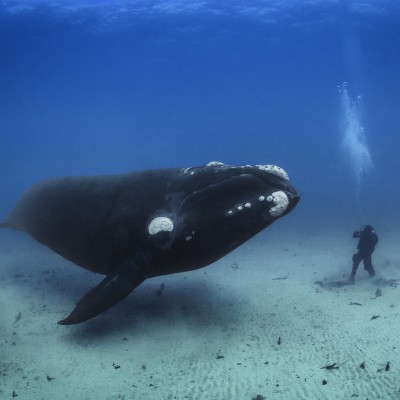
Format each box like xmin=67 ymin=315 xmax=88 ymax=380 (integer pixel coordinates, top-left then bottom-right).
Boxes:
xmin=148 ymin=217 xmax=174 ymax=235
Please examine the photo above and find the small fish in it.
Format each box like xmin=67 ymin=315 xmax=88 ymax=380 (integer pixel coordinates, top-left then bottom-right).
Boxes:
xmin=321 ymin=361 xmax=347 ymax=370
xmin=272 ymin=274 xmax=289 ymax=281
xmin=12 ymin=311 xmax=22 ymax=326
xmin=321 ymin=363 xmax=338 ymax=370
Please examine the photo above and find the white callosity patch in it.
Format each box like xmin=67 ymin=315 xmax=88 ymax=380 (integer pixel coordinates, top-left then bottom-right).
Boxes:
xmin=226 ymin=201 xmax=251 ymax=215
xmin=268 ymin=191 xmax=289 ymax=217
xmin=256 ymin=165 xmax=289 ymax=180
xmin=206 ymin=161 xmax=226 ymax=167
xmin=148 ymin=217 xmax=174 ymax=235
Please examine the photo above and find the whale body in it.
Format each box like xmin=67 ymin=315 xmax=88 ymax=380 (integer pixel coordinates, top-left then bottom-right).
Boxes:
xmin=0 ymin=162 xmax=300 ymax=324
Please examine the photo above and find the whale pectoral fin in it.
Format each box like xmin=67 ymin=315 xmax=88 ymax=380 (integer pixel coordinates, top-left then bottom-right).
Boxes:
xmin=58 ymin=260 xmax=148 ymax=325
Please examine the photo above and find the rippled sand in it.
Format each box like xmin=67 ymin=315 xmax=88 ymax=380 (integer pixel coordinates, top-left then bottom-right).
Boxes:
xmin=1 ymin=225 xmax=399 ymax=400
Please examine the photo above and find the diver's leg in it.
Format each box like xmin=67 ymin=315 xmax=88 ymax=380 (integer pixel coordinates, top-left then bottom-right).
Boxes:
xmin=350 ymin=253 xmax=362 ymax=282
xmin=363 ymin=254 xmax=376 ymax=277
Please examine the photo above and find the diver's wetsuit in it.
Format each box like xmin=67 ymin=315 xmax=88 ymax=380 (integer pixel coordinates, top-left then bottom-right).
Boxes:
xmin=350 ymin=225 xmax=378 ymax=281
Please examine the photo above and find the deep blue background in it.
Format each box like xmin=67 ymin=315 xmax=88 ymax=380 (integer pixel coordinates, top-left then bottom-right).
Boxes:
xmin=1 ymin=1 xmax=400 ymax=232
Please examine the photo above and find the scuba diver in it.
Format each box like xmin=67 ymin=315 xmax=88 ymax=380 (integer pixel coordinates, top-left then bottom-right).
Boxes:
xmin=349 ymin=224 xmax=378 ymax=283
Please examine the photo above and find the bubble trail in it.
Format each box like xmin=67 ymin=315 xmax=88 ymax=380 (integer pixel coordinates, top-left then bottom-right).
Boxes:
xmin=338 ymin=82 xmax=373 ymax=186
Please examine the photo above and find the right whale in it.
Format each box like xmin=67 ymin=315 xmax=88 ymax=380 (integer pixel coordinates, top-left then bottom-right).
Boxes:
xmin=0 ymin=161 xmax=300 ymax=324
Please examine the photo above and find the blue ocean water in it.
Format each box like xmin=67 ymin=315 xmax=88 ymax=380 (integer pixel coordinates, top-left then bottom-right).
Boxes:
xmin=2 ymin=3 xmax=400 ymax=399
xmin=1 ymin=0 xmax=399 ymax=226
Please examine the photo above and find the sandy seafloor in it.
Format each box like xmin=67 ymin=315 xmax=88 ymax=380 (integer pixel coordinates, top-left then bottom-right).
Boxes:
xmin=1 ymin=221 xmax=400 ymax=400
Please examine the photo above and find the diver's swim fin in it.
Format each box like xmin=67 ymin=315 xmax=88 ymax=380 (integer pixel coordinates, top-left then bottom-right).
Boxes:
xmin=58 ymin=260 xmax=148 ymax=325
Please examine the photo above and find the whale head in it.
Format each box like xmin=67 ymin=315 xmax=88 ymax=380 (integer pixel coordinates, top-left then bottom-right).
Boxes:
xmin=150 ymin=161 xmax=300 ymax=271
